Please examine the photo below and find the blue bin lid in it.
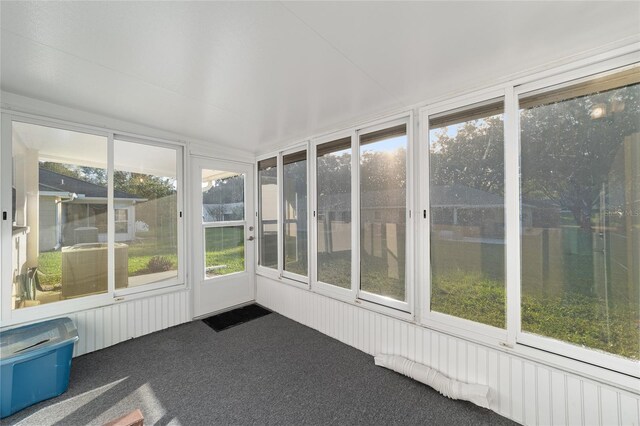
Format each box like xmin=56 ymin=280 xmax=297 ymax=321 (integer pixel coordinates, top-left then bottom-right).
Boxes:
xmin=0 ymin=317 xmax=78 ymax=361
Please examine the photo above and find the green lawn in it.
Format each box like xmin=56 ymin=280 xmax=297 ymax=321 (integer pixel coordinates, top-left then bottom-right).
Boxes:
xmin=37 ymin=246 xmax=179 ymax=290
xmin=431 ymin=271 xmax=505 ymax=328
xmin=317 ymin=251 xmax=351 ymax=288
xmin=314 ymin=251 xmax=404 ymax=299
xmin=432 ymin=271 xmax=639 ymax=360
xmin=284 ymin=235 xmax=308 ymax=276
xmin=204 ymin=227 xmax=245 ymax=276
xmin=38 ymin=229 xmax=246 ymax=285
xmin=37 ymin=251 xmax=63 ymax=289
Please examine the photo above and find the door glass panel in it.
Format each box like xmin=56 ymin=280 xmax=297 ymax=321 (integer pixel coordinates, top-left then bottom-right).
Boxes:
xmin=201 ymin=168 xmax=246 ymax=279
xmin=114 ymin=140 xmax=179 ymax=288
xmin=205 ymin=226 xmax=245 ymax=278
xmin=201 ymin=170 xmax=245 ymax=222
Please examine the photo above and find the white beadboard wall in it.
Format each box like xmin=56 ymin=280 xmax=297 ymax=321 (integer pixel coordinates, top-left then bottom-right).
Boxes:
xmin=65 ymin=290 xmax=191 ymax=357
xmin=256 ymin=276 xmax=640 ymax=426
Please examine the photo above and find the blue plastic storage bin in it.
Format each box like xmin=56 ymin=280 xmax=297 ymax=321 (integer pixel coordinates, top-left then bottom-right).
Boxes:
xmin=0 ymin=317 xmax=78 ymax=418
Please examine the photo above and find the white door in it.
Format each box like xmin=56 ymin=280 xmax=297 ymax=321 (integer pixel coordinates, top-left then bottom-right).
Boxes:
xmin=192 ymin=158 xmax=255 ymax=317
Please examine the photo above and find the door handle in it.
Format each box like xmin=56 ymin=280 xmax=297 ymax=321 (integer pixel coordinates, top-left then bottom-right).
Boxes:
xmin=247 ymin=236 xmax=255 ymax=241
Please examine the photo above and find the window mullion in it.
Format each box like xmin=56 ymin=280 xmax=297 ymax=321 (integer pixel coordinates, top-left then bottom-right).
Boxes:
xmin=1 ymin=114 xmax=13 ymax=322
xmin=308 ymin=141 xmax=316 ymax=289
xmin=107 ymin=132 xmax=115 ymax=295
xmin=350 ymin=130 xmax=359 ymax=299
xmin=504 ymin=86 xmax=521 ymax=347
xmin=277 ymin=153 xmax=284 ymax=278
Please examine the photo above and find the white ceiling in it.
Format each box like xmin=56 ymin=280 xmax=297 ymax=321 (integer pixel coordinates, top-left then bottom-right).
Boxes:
xmin=1 ymin=1 xmax=638 ymax=154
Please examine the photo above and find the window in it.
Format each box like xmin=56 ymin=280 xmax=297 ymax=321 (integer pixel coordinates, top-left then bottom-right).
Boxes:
xmin=8 ymin=120 xmax=184 ymax=312
xmin=519 ymin=68 xmax=639 ymax=361
xmin=359 ymin=123 xmax=408 ymax=302
xmin=316 ymin=137 xmax=352 ymax=288
xmin=428 ymin=100 xmax=505 ymax=328
xmin=258 ymin=157 xmax=278 ymax=269
xmin=282 ymin=151 xmax=308 ymax=277
xmin=114 ymin=139 xmax=180 ymax=288
xmin=114 ymin=209 xmax=129 ymax=234
xmin=11 ymin=121 xmax=109 ymax=308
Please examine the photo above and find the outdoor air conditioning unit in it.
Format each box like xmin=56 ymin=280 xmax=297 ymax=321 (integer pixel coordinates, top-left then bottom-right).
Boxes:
xmin=74 ymin=227 xmax=99 ymax=244
xmin=61 ymin=243 xmax=128 ymax=299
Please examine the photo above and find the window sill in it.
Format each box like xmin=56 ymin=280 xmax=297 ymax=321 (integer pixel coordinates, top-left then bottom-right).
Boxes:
xmin=2 ymin=283 xmax=188 ymax=329
xmin=417 ymin=315 xmax=639 ymax=394
xmin=256 ymin=269 xmax=310 ymax=291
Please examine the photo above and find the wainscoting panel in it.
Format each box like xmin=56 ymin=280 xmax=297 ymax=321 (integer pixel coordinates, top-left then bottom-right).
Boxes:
xmin=256 ymin=276 xmax=640 ymax=426
xmin=65 ymin=290 xmax=191 ymax=357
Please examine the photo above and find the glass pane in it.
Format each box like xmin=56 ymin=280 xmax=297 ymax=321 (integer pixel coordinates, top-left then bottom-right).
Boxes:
xmin=201 ymin=170 xmax=245 ymax=222
xmin=283 ymin=151 xmax=308 ymax=276
xmin=359 ymin=124 xmax=407 ymax=301
xmin=11 ymin=121 xmax=108 ymax=308
xmin=205 ymin=226 xmax=245 ymax=278
xmin=317 ymin=138 xmax=352 ymax=288
xmin=258 ymin=158 xmax=278 ymax=269
xmin=114 ymin=140 xmax=179 ymax=288
xmin=520 ymin=75 xmax=639 ymax=360
xmin=429 ymin=101 xmax=506 ymax=328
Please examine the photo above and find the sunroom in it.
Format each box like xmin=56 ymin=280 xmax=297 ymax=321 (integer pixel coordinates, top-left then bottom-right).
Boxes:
xmin=0 ymin=2 xmax=638 ymax=425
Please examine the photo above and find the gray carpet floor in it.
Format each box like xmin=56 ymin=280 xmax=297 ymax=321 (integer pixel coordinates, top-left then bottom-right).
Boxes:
xmin=5 ymin=313 xmax=517 ymax=425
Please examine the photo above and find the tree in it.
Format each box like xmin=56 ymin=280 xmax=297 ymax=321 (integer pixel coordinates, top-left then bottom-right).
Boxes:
xmin=430 ymin=116 xmax=504 ymax=196
xmin=360 ymin=148 xmax=406 ymax=192
xmin=520 ymin=84 xmax=639 ymax=229
xmin=202 ymin=174 xmax=244 ymax=205
xmin=317 ymin=152 xmax=351 ymax=196
xmin=39 ymin=162 xmax=177 ymax=200
xmin=40 ymin=161 xmax=85 ymax=180
xmin=429 ymin=83 xmax=639 ymax=230
xmin=113 ymin=171 xmax=176 ymax=200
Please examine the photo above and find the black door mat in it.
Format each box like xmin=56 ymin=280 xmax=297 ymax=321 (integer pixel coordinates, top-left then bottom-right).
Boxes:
xmin=202 ymin=304 xmax=272 ymax=332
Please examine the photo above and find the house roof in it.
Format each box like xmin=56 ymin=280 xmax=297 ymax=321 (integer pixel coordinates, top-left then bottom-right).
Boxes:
xmin=39 ymin=167 xmax=142 ymax=200
xmin=430 ymin=185 xmax=504 ymax=208
xmin=318 ymin=185 xmax=506 ymax=211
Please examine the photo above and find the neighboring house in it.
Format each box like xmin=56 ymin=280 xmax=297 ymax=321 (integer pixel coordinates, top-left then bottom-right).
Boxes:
xmin=39 ymin=167 xmax=145 ymax=251
xmin=202 ymin=202 xmax=244 ymax=222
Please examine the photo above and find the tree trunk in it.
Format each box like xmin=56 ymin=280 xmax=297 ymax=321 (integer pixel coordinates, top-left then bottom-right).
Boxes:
xmin=570 ymin=204 xmax=593 ymax=231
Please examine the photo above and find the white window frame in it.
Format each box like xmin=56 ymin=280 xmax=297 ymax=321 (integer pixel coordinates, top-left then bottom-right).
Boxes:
xmin=513 ymin=62 xmax=640 ymax=378
xmin=255 ymin=152 xmax=281 ymax=280
xmin=419 ymin=89 xmax=510 ymax=346
xmin=311 ymin=129 xmax=356 ymax=302
xmin=259 ymin=112 xmax=416 ymax=316
xmin=355 ymin=114 xmax=414 ymax=314
xmin=198 ymin=166 xmax=248 ymax=281
xmin=280 ymin=142 xmax=311 ymax=284
xmin=0 ymin=111 xmax=186 ymax=326
xmin=112 ymin=134 xmax=185 ymax=297
xmin=201 ymin=221 xmax=247 ymax=278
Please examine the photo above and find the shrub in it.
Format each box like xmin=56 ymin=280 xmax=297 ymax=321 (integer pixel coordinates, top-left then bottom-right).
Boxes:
xmin=147 ymin=255 xmax=174 ymax=273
